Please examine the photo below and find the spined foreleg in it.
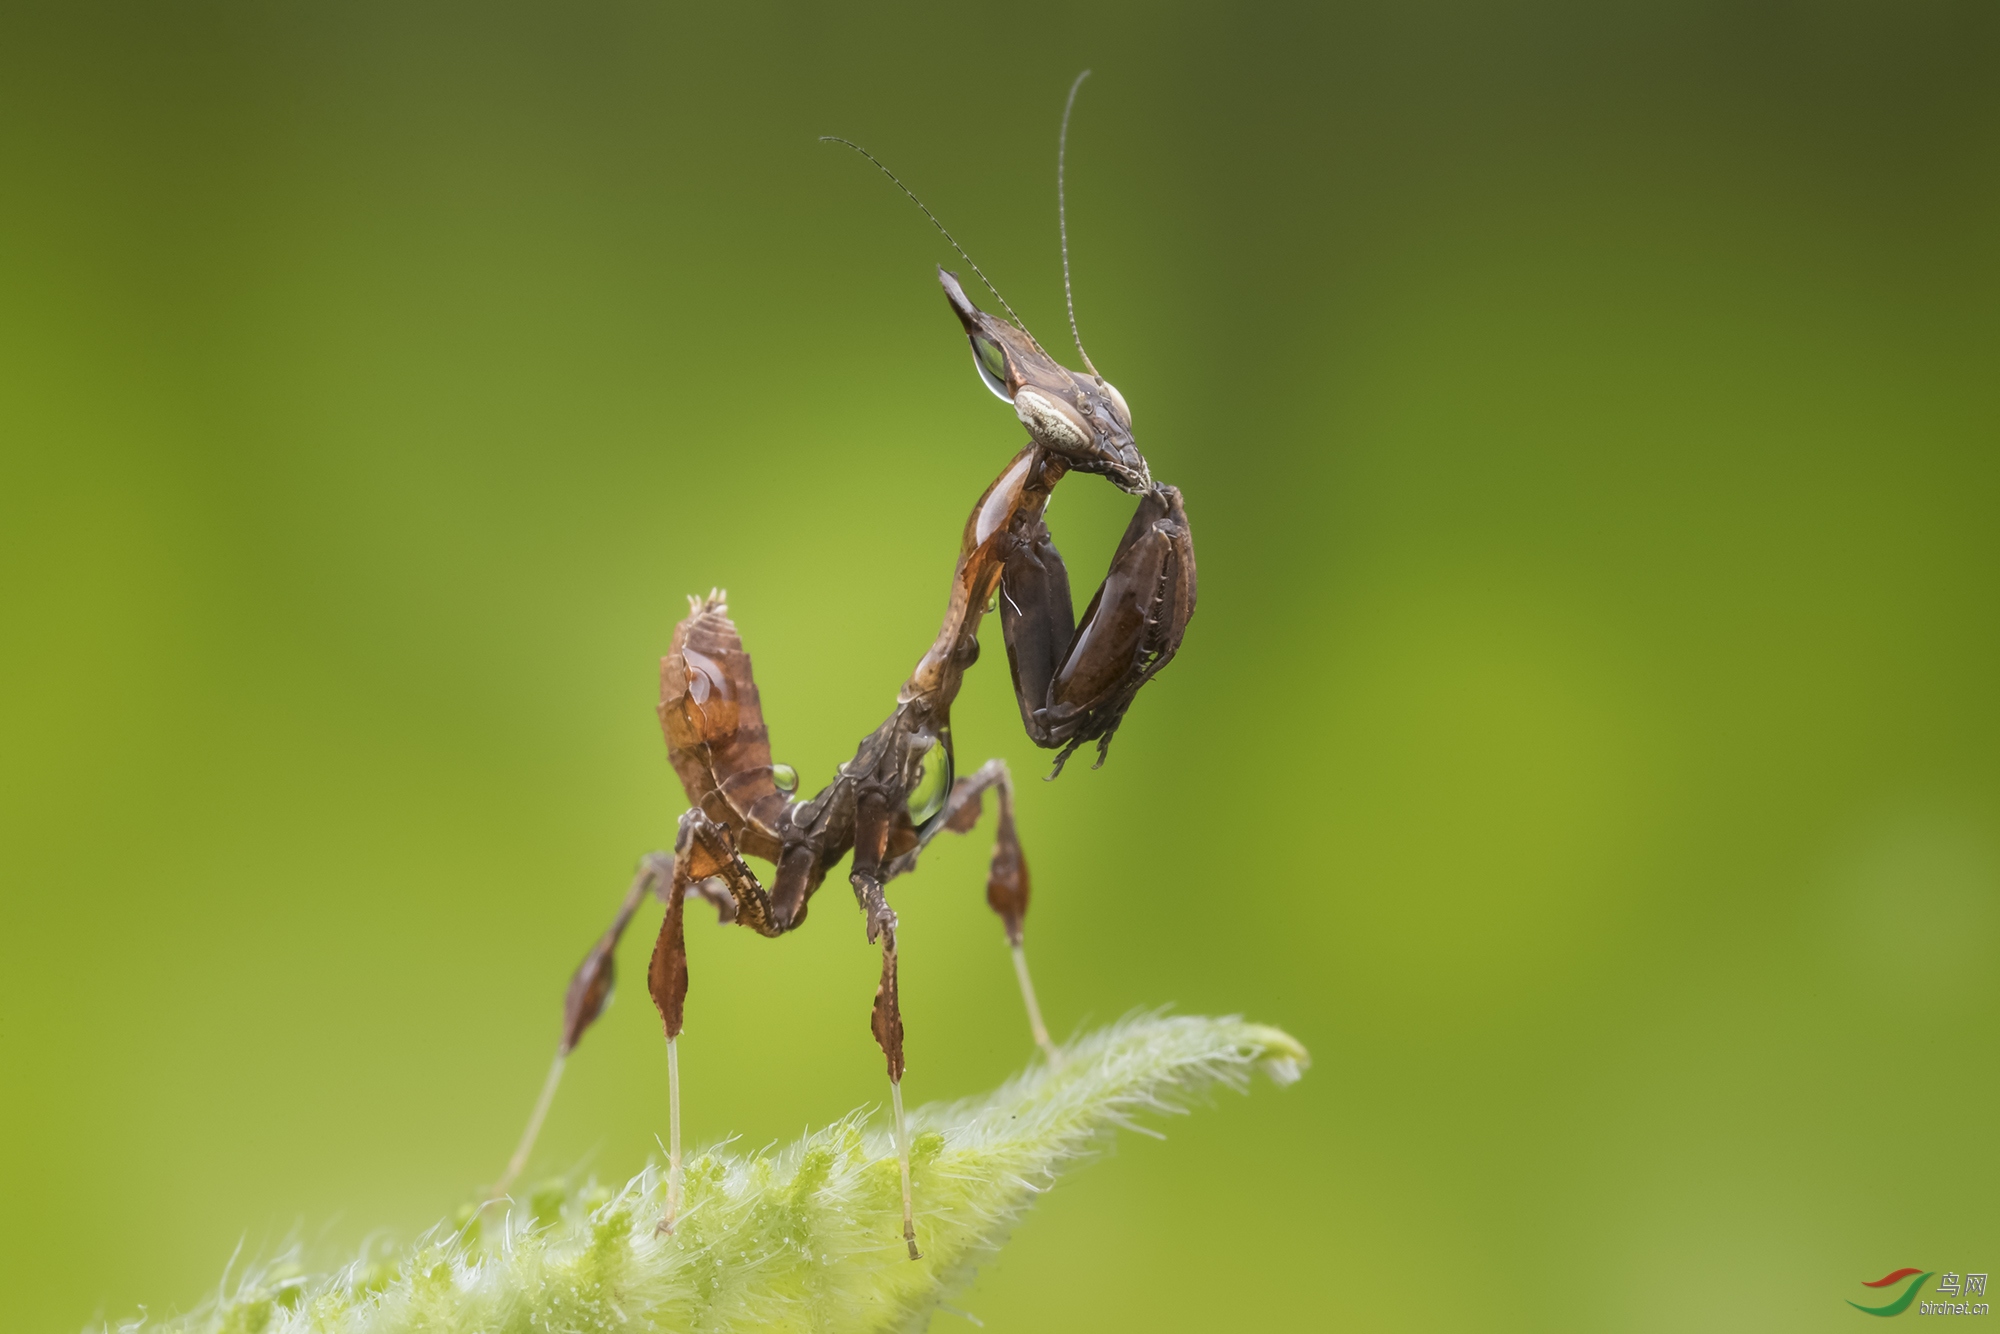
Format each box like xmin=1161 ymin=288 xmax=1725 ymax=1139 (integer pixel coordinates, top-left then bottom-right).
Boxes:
xmin=1001 ymin=483 xmax=1196 ymax=775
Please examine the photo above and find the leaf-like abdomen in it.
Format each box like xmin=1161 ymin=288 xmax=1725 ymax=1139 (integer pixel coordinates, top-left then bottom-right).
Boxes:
xmin=658 ymin=595 xmax=788 ymax=861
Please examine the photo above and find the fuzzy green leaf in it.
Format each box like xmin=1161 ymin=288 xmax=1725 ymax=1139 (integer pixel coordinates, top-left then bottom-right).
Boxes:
xmin=136 ymin=1014 xmax=1307 ymax=1334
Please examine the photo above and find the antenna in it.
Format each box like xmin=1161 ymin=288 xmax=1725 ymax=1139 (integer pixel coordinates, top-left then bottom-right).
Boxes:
xmin=1058 ymin=69 xmax=1100 ymax=378
xmin=819 ymin=136 xmax=1043 ymax=351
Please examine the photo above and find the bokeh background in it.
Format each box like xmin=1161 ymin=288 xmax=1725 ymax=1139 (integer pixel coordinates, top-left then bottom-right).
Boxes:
xmin=3 ymin=2 xmax=1997 ymax=1330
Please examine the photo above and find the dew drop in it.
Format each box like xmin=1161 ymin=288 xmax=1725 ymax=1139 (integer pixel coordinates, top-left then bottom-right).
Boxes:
xmin=771 ymin=763 xmax=798 ymax=794
xmin=905 ymin=731 xmax=954 ymax=829
xmin=971 ymin=334 xmax=1012 ymax=402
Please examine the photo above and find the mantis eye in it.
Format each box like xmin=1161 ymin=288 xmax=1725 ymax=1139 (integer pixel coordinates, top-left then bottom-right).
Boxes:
xmin=970 ymin=334 xmax=1013 ymax=403
xmin=1101 ymin=380 xmax=1131 ymax=426
xmin=905 ymin=731 xmax=954 ymax=829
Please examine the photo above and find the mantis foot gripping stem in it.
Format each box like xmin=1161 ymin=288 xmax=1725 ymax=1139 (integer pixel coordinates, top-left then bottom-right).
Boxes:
xmin=891 ymin=1074 xmax=920 ymax=1261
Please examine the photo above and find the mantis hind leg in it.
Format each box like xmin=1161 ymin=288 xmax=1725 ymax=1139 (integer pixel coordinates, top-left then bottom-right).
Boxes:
xmin=647 ymin=807 xmax=795 ymax=1234
xmin=492 ymin=807 xmax=786 ymax=1222
xmin=490 ymin=848 xmax=675 ymax=1200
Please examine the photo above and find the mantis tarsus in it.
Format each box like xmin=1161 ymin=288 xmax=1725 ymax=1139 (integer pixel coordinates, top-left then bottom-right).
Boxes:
xmin=492 ymin=72 xmax=1197 ymax=1261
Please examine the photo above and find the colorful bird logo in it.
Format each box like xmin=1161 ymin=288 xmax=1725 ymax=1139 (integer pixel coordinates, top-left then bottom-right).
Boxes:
xmin=1849 ymin=1268 xmax=1933 ymax=1317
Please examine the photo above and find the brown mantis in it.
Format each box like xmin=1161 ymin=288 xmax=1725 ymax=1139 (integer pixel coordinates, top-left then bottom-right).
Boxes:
xmin=490 ymin=73 xmax=1196 ymax=1261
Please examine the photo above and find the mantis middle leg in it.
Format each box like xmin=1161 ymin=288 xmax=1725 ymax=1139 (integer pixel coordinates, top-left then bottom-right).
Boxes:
xmin=886 ymin=758 xmax=1059 ymax=1065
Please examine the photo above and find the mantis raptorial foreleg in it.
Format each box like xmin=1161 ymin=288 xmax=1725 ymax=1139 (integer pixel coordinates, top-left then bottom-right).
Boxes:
xmin=1000 ymin=483 xmax=1196 ymax=775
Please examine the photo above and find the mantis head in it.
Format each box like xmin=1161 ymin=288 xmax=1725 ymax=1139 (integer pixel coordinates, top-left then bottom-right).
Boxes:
xmin=940 ymin=268 xmax=1150 ymax=494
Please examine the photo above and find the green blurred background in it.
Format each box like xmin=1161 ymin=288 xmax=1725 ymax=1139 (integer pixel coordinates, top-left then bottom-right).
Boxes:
xmin=2 ymin=2 xmax=1996 ymax=1330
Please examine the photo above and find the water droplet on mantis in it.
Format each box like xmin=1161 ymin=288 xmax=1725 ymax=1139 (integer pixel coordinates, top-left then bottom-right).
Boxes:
xmin=905 ymin=731 xmax=954 ymax=829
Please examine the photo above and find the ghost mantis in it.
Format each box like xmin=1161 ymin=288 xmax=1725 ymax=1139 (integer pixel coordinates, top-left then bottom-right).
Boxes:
xmin=491 ymin=72 xmax=1196 ymax=1261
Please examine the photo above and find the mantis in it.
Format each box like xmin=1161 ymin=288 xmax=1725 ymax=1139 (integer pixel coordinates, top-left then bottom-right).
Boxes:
xmin=491 ymin=73 xmax=1196 ymax=1261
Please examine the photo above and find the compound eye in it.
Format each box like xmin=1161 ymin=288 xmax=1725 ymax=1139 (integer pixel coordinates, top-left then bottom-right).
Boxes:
xmin=1101 ymin=380 xmax=1131 ymax=427
xmin=971 ymin=334 xmax=1013 ymax=403
xmin=905 ymin=730 xmax=954 ymax=829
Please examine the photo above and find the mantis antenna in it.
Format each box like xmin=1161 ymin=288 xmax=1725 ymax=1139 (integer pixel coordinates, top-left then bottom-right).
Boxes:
xmin=1058 ymin=69 xmax=1100 ymax=379
xmin=819 ymin=136 xmax=1047 ymax=357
